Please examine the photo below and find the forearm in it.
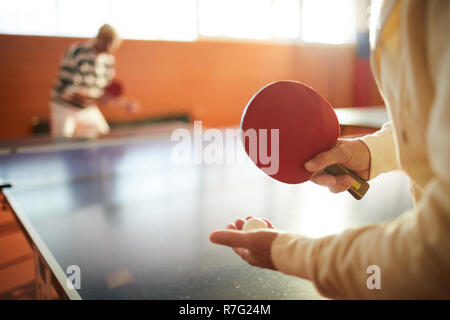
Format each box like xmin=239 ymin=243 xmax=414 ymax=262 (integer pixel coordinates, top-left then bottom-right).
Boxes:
xmin=271 ymin=183 xmax=450 ymax=299
xmin=271 ymin=0 xmax=450 ymax=299
xmin=60 ymin=84 xmax=104 ymax=105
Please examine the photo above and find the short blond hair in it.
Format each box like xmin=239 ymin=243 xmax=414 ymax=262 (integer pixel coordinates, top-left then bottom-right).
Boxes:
xmin=97 ymin=24 xmax=120 ymax=40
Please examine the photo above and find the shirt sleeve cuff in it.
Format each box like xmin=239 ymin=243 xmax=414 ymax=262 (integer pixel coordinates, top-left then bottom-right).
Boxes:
xmin=359 ymin=122 xmax=400 ymax=180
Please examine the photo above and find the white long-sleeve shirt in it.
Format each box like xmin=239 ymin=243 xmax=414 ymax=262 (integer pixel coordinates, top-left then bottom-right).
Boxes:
xmin=270 ymin=0 xmax=450 ymax=299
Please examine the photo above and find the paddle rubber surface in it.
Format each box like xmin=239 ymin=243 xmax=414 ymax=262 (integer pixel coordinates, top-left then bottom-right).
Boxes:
xmin=241 ymin=81 xmax=340 ymax=184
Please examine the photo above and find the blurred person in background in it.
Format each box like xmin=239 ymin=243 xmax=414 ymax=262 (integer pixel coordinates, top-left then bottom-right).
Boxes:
xmin=50 ymin=24 xmax=139 ymax=139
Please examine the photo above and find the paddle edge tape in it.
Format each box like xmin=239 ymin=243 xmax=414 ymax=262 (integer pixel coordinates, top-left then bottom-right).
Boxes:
xmin=240 ymin=80 xmax=340 ymax=134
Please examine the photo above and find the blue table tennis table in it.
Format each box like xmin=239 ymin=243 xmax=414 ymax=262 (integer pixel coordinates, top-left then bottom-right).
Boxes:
xmin=0 ymin=122 xmax=412 ymax=300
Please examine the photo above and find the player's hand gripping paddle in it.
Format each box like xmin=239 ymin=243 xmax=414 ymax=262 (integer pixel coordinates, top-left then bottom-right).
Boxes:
xmin=240 ymin=81 xmax=369 ymax=200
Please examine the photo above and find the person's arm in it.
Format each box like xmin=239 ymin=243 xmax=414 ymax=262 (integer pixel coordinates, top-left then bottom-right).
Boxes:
xmin=211 ymin=1 xmax=450 ymax=299
xmin=98 ymin=59 xmax=140 ymax=112
xmin=271 ymin=2 xmax=450 ymax=299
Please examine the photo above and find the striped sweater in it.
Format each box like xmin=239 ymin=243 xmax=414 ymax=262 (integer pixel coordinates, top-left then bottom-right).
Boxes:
xmin=51 ymin=40 xmax=115 ymax=108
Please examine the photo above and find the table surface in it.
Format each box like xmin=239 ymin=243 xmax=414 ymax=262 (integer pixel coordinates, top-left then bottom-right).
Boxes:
xmin=0 ymin=123 xmax=413 ymax=300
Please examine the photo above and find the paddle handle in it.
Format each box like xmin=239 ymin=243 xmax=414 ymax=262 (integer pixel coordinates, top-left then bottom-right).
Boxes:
xmin=324 ymin=164 xmax=370 ymax=200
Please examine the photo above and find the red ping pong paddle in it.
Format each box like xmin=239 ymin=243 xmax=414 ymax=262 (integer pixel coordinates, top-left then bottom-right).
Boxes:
xmin=240 ymin=80 xmax=369 ymax=200
xmin=104 ymin=80 xmax=124 ymax=98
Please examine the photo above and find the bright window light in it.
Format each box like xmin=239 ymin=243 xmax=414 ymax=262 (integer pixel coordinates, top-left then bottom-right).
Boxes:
xmin=302 ymin=0 xmax=356 ymax=44
xmin=199 ymin=0 xmax=272 ymax=40
xmin=110 ymin=0 xmax=197 ymax=41
xmin=273 ymin=0 xmax=301 ymax=39
xmin=0 ymin=0 xmax=357 ymax=44
xmin=57 ymin=0 xmax=110 ymax=37
xmin=109 ymin=0 xmax=154 ymax=40
xmin=0 ymin=0 xmax=197 ymax=41
xmin=0 ymin=0 xmax=57 ymax=36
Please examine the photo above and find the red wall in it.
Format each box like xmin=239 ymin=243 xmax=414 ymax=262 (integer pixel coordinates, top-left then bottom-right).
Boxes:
xmin=0 ymin=34 xmax=382 ymax=138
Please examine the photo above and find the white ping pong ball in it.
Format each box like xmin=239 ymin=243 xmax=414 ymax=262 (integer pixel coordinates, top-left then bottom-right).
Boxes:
xmin=242 ymin=218 xmax=268 ymax=231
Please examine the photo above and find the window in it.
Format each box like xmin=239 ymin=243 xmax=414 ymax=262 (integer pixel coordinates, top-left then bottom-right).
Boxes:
xmin=0 ymin=0 xmax=197 ymax=41
xmin=198 ymin=0 xmax=301 ymax=40
xmin=57 ymin=0 xmax=111 ymax=37
xmin=0 ymin=0 xmax=57 ymax=36
xmin=0 ymin=0 xmax=356 ymax=44
xmin=110 ymin=0 xmax=197 ymax=41
xmin=273 ymin=0 xmax=301 ymax=39
xmin=301 ymin=0 xmax=356 ymax=44
xmin=198 ymin=0 xmax=272 ymax=40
